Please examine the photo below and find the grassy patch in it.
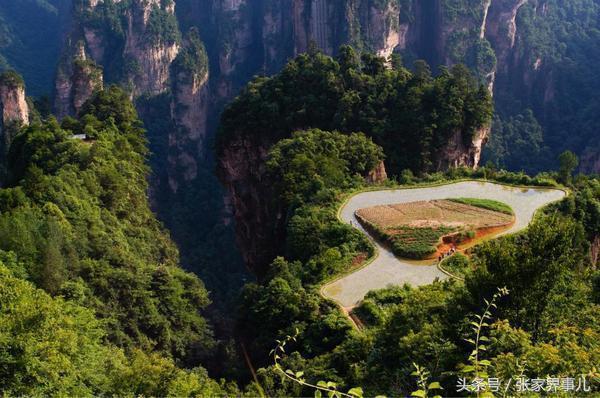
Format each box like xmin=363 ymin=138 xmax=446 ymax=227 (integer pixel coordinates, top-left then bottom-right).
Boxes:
xmin=358 ymin=217 xmax=457 ymax=259
xmin=442 ymin=253 xmax=471 ymax=278
xmin=355 ymin=198 xmax=515 ymax=260
xmin=388 ymin=225 xmax=457 ymax=259
xmin=447 ymin=198 xmax=514 ymax=215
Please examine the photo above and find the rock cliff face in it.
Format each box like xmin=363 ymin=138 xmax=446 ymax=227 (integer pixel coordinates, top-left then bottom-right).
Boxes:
xmin=218 ymin=133 xmax=388 ymax=274
xmin=218 ymin=134 xmax=279 ymax=273
xmin=367 ymin=161 xmax=388 ymax=184
xmin=56 ymin=0 xmax=210 ymax=191
xmin=591 ymin=235 xmax=599 ymax=269
xmin=55 ymin=44 xmax=103 ymax=118
xmin=58 ymin=0 xmax=179 ymax=102
xmin=168 ymin=30 xmax=210 ymax=191
xmin=201 ymin=0 xmax=412 ymax=99
xmin=0 ymin=72 xmax=30 ymax=183
xmin=122 ymin=0 xmax=180 ymax=97
xmin=56 ymin=0 xmax=583 ymax=274
xmin=0 ymin=77 xmax=29 ymax=127
xmin=436 ymin=127 xmax=490 ymax=171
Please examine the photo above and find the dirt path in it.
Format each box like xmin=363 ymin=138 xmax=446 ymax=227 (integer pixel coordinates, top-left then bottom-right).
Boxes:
xmin=321 ymin=181 xmax=566 ymax=309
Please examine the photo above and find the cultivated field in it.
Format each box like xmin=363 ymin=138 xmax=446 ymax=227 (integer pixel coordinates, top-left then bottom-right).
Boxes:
xmin=322 ymin=181 xmax=566 ymax=308
xmin=355 ymin=199 xmax=514 ymax=259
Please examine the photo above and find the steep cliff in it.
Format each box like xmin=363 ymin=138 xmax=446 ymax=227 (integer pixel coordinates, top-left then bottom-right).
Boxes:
xmin=436 ymin=126 xmax=490 ymax=170
xmin=57 ymin=0 xmax=180 ymax=103
xmin=182 ymin=0 xmax=413 ymax=101
xmin=55 ymin=44 xmax=103 ymax=118
xmin=122 ymin=0 xmax=180 ymax=97
xmin=56 ymin=0 xmax=211 ymax=191
xmin=0 ymin=71 xmax=29 ymax=183
xmin=168 ymin=29 xmax=210 ymax=191
xmin=218 ymin=134 xmax=279 ymax=272
xmin=0 ymin=72 xmax=29 ymax=127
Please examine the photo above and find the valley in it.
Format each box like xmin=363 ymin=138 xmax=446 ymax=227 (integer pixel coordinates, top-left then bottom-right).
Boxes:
xmin=0 ymin=1 xmax=599 ymax=396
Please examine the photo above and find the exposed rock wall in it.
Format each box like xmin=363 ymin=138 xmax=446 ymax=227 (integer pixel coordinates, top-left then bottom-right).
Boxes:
xmin=122 ymin=0 xmax=180 ymax=97
xmin=55 ymin=44 xmax=103 ymax=118
xmin=0 ymin=80 xmax=29 ymax=127
xmin=591 ymin=235 xmax=599 ymax=269
xmin=218 ymin=133 xmax=388 ymax=273
xmin=169 ymin=50 xmax=210 ymax=190
xmin=56 ymin=0 xmax=211 ymax=191
xmin=484 ymin=0 xmax=529 ymax=75
xmin=0 ymin=72 xmax=30 ymax=183
xmin=218 ymin=134 xmax=282 ymax=274
xmin=436 ymin=127 xmax=490 ymax=171
xmin=367 ymin=161 xmax=388 ymax=184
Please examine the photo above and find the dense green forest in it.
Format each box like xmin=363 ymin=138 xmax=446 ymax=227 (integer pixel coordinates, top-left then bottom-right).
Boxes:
xmin=0 ymin=0 xmax=599 ymax=392
xmin=213 ymin=50 xmax=599 ymax=395
xmin=0 ymin=85 xmax=238 ymax=395
xmin=234 ymin=132 xmax=600 ymax=396
xmin=220 ymin=47 xmax=493 ymax=175
xmin=484 ymin=0 xmax=600 ymax=173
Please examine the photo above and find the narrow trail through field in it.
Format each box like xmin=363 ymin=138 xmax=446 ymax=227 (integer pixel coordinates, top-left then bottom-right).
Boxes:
xmin=321 ymin=181 xmax=566 ymax=309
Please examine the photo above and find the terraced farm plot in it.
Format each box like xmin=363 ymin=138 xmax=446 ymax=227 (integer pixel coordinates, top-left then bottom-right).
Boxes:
xmin=322 ymin=181 xmax=566 ymax=308
xmin=355 ymin=199 xmax=514 ymax=259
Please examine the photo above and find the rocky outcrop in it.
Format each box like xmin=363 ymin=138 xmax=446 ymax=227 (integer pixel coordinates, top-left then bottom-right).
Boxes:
xmin=57 ymin=0 xmax=212 ymax=196
xmin=361 ymin=1 xmax=405 ymax=59
xmin=57 ymin=0 xmax=180 ymax=108
xmin=168 ymin=29 xmax=210 ymax=190
xmin=0 ymin=74 xmax=29 ymax=127
xmin=218 ymin=134 xmax=389 ymax=273
xmin=0 ymin=71 xmax=30 ymax=183
xmin=367 ymin=161 xmax=388 ymax=184
xmin=591 ymin=235 xmax=599 ymax=269
xmin=436 ymin=126 xmax=490 ymax=170
xmin=55 ymin=44 xmax=103 ymax=118
xmin=484 ymin=0 xmax=529 ymax=75
xmin=122 ymin=0 xmax=180 ymax=97
xmin=218 ymin=134 xmax=281 ymax=274
xmin=213 ymin=0 xmax=413 ymax=98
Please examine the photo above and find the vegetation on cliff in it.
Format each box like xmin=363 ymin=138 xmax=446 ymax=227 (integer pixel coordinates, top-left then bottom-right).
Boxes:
xmin=484 ymin=0 xmax=600 ymax=173
xmin=238 ymin=130 xmax=382 ymax=360
xmin=219 ymin=47 xmax=493 ymax=175
xmin=238 ymin=134 xmax=600 ymax=395
xmin=0 ymin=86 xmax=235 ymax=395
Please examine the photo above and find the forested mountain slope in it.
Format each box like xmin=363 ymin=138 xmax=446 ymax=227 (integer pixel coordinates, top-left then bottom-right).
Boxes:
xmin=2 ymin=0 xmax=598 ymax=307
xmin=227 ymin=127 xmax=600 ymax=396
xmin=217 ymin=49 xmax=493 ymax=272
xmin=0 ymin=1 xmax=598 ymax=395
xmin=0 ymin=78 xmax=233 ymax=395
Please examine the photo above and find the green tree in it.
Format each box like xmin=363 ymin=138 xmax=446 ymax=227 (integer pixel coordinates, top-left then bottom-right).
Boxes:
xmin=558 ymin=150 xmax=579 ymax=184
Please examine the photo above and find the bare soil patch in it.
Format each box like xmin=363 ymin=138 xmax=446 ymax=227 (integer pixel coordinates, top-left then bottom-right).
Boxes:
xmin=356 ymin=199 xmax=514 ymax=259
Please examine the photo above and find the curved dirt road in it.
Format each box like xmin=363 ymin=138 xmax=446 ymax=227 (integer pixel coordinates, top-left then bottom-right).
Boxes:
xmin=321 ymin=181 xmax=566 ymax=308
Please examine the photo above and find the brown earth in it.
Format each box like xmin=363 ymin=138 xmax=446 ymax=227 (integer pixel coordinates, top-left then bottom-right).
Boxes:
xmin=436 ymin=222 xmax=515 ymax=258
xmin=356 ymin=199 xmax=515 ymax=259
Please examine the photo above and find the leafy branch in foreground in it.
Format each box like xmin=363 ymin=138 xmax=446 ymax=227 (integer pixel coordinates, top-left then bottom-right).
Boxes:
xmin=410 ymin=363 xmax=443 ymax=398
xmin=271 ymin=329 xmax=379 ymax=398
xmin=460 ymin=286 xmax=510 ymax=397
